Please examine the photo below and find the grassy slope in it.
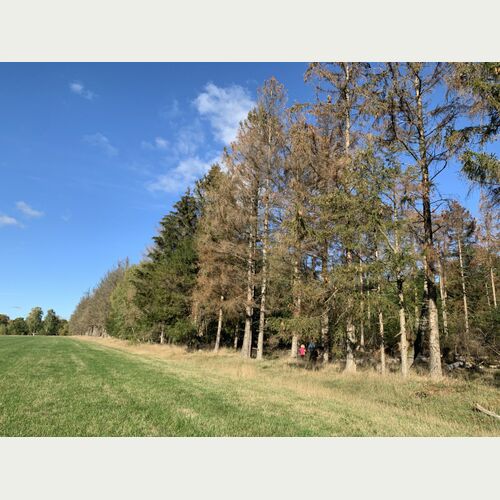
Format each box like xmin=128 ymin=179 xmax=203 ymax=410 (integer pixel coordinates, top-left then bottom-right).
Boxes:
xmin=0 ymin=336 xmax=499 ymax=437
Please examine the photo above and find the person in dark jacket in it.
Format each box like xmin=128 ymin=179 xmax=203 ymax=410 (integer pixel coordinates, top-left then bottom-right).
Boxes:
xmin=306 ymin=341 xmax=316 ymax=370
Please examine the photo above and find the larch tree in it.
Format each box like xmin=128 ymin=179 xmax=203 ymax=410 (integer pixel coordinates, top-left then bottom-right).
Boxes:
xmin=194 ymin=165 xmax=246 ymax=352
xmin=225 ymin=78 xmax=287 ymax=359
xmin=305 ymin=62 xmax=372 ymax=371
xmin=254 ymin=78 xmax=287 ymax=360
xmin=376 ymin=63 xmax=464 ymax=378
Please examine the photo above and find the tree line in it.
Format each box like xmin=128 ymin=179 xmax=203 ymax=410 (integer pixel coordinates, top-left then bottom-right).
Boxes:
xmin=69 ymin=62 xmax=499 ymax=379
xmin=0 ymin=307 xmax=68 ymax=336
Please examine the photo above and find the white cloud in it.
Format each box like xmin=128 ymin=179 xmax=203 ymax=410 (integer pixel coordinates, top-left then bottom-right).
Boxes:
xmin=194 ymin=83 xmax=254 ymax=144
xmin=148 ymin=156 xmax=218 ymax=193
xmin=83 ymin=133 xmax=118 ymax=157
xmin=69 ymin=81 xmax=95 ymax=100
xmin=16 ymin=201 xmax=44 ymax=218
xmin=0 ymin=214 xmax=20 ymax=227
xmin=141 ymin=136 xmax=169 ymax=151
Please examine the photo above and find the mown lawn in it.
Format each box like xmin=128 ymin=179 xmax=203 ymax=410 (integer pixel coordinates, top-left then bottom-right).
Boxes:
xmin=0 ymin=336 xmax=499 ymax=436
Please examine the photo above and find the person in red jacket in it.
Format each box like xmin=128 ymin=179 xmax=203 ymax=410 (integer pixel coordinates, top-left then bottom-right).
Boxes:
xmin=298 ymin=344 xmax=306 ymax=362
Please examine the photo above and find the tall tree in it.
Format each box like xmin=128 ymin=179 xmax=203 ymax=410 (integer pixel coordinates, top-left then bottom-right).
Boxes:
xmin=376 ymin=63 xmax=464 ymax=378
xmin=306 ymin=62 xmax=372 ymax=371
xmin=26 ymin=307 xmax=43 ymax=336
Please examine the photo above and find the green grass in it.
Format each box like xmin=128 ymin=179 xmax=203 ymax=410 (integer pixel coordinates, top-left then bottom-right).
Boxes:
xmin=0 ymin=336 xmax=499 ymax=436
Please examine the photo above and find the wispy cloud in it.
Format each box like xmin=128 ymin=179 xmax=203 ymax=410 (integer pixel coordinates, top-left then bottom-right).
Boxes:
xmin=0 ymin=214 xmax=21 ymax=227
xmin=141 ymin=136 xmax=169 ymax=151
xmin=16 ymin=201 xmax=44 ymax=218
xmin=69 ymin=81 xmax=95 ymax=100
xmin=160 ymin=99 xmax=180 ymax=121
xmin=83 ymin=133 xmax=118 ymax=157
xmin=148 ymin=156 xmax=218 ymax=193
xmin=61 ymin=213 xmax=71 ymax=223
xmin=145 ymin=84 xmax=252 ymax=196
xmin=194 ymin=83 xmax=254 ymax=144
xmin=174 ymin=122 xmax=205 ymax=156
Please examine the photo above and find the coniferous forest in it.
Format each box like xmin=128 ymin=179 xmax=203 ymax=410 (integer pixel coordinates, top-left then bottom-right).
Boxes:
xmin=67 ymin=63 xmax=499 ymax=380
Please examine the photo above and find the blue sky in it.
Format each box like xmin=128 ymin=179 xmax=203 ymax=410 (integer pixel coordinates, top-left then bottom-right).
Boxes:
xmin=0 ymin=63 xmax=495 ymax=319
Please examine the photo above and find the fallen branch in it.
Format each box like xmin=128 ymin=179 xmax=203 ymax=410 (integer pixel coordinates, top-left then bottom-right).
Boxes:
xmin=474 ymin=403 xmax=500 ymax=421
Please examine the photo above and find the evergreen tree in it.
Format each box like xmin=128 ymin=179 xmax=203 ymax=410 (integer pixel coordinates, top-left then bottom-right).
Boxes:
xmin=134 ymin=192 xmax=198 ymax=344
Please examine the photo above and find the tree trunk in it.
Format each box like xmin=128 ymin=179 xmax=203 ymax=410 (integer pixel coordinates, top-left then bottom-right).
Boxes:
xmin=321 ymin=242 xmax=330 ymax=362
xmin=290 ymin=254 xmax=301 ymax=358
xmin=457 ymin=237 xmax=470 ymax=353
xmin=233 ymin=324 xmax=238 ymax=350
xmin=359 ymin=267 xmax=365 ymax=349
xmin=398 ymin=278 xmax=409 ymax=377
xmin=379 ymin=310 xmax=386 ymax=375
xmin=241 ymin=189 xmax=258 ymax=359
xmin=437 ymin=254 xmax=449 ymax=339
xmin=290 ymin=335 xmax=298 ymax=359
xmin=344 ymin=250 xmax=356 ymax=373
xmin=241 ymin=235 xmax=254 ymax=358
xmin=160 ymin=323 xmax=165 ymax=345
xmin=414 ymin=73 xmax=442 ymax=379
xmin=367 ymin=289 xmax=372 ymax=345
xmin=376 ymin=254 xmax=386 ymax=375
xmin=485 ymin=281 xmax=491 ymax=309
xmin=257 ymin=183 xmax=270 ymax=361
xmin=343 ymin=64 xmax=356 ymax=374
xmin=214 ymin=295 xmax=224 ymax=353
xmin=414 ymin=282 xmax=420 ymax=337
xmin=490 ymin=266 xmax=497 ymax=309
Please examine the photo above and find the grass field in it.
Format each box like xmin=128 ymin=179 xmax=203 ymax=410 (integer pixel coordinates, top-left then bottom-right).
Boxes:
xmin=0 ymin=335 xmax=499 ymax=436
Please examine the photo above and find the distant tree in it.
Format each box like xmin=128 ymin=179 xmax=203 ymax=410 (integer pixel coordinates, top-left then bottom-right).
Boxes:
xmin=7 ymin=317 xmax=28 ymax=336
xmin=57 ymin=319 xmax=69 ymax=336
xmin=0 ymin=314 xmax=9 ymax=334
xmin=69 ymin=264 xmax=126 ymax=336
xmin=108 ymin=266 xmax=145 ymax=341
xmin=26 ymin=307 xmax=43 ymax=336
xmin=43 ymin=309 xmax=60 ymax=336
